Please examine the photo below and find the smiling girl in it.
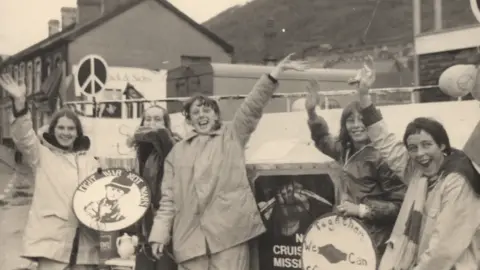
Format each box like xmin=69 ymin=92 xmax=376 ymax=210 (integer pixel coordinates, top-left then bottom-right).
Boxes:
xmin=304 ymin=78 xmax=406 ymax=257
xmin=354 ymin=59 xmax=480 ymax=270
xmin=147 ymin=53 xmax=308 ymax=270
xmin=0 ymin=74 xmax=101 ymax=270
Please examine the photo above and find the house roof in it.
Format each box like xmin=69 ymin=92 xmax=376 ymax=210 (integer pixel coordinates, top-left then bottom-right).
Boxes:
xmin=1 ymin=0 xmax=233 ymax=67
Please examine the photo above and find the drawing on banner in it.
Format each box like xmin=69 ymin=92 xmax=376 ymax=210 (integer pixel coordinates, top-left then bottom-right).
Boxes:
xmin=73 ymin=168 xmax=151 ymax=232
xmin=301 ymin=213 xmax=377 ymax=270
xmin=255 ymin=174 xmax=335 ymax=270
xmin=75 ymin=54 xmax=109 ymax=97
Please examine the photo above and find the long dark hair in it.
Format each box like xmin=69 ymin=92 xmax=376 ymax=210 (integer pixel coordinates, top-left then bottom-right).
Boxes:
xmin=135 ymin=106 xmax=173 ymax=169
xmin=45 ymin=108 xmax=87 ymax=151
xmin=338 ymin=101 xmax=365 ymax=160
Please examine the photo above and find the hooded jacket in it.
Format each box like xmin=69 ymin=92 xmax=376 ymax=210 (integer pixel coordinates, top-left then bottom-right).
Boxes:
xmin=10 ymin=108 xmax=101 ymax=265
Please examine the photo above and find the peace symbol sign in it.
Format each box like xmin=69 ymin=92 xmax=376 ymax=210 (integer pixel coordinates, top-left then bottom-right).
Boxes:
xmin=76 ymin=55 xmax=109 ymax=97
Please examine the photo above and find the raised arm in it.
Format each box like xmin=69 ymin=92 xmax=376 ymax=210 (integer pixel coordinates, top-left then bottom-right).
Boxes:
xmin=354 ymin=57 xmax=410 ymax=183
xmin=231 ymin=53 xmax=308 ymax=147
xmin=148 ymin=151 xmax=176 ymax=246
xmin=305 ymin=79 xmax=343 ymax=161
xmin=0 ymin=75 xmax=40 ymax=168
xmin=230 ymin=74 xmax=278 ymax=147
xmin=413 ymin=173 xmax=480 ymax=270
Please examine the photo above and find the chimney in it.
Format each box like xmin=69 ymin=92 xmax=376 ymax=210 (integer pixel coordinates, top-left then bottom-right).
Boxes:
xmin=60 ymin=7 xmax=78 ymax=30
xmin=77 ymin=0 xmax=102 ymax=24
xmin=48 ymin=20 xmax=60 ymax=36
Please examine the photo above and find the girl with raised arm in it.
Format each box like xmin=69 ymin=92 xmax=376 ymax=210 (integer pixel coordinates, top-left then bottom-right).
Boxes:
xmin=0 ymin=74 xmax=101 ymax=270
xmin=304 ymin=78 xmax=406 ymax=257
xmin=355 ymin=58 xmax=480 ymax=270
xmin=148 ymin=53 xmax=308 ymax=270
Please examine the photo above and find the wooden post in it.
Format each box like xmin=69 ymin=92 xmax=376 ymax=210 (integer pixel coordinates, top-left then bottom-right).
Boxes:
xmin=434 ymin=0 xmax=443 ymax=31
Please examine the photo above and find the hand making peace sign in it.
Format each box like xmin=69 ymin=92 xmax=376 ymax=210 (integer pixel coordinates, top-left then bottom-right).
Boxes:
xmin=0 ymin=74 xmax=26 ymax=101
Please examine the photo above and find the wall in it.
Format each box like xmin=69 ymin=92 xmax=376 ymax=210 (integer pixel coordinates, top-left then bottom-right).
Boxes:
xmin=415 ymin=25 xmax=480 ymax=102
xmin=68 ymin=0 xmax=231 ymax=73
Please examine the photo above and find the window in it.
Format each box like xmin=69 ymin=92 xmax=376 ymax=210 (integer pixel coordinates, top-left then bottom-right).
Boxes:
xmin=13 ymin=65 xmax=18 ymax=82
xmin=45 ymin=58 xmax=52 ymax=78
xmin=34 ymin=58 xmax=42 ymax=93
xmin=180 ymin=55 xmax=211 ymax=66
xmin=54 ymin=54 xmax=62 ymax=68
xmin=19 ymin=62 xmax=25 ymax=85
xmin=26 ymin=62 xmax=33 ymax=96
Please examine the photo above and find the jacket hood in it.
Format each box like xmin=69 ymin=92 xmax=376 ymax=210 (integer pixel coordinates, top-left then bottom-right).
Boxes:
xmin=38 ymin=125 xmax=91 ymax=153
xmin=441 ymin=148 xmax=480 ymax=195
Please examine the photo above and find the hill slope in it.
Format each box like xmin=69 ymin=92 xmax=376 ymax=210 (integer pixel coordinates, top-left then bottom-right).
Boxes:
xmin=204 ymin=0 xmax=478 ymax=63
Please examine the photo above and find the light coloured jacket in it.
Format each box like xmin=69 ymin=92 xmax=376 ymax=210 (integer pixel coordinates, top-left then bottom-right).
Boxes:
xmin=149 ymin=74 xmax=278 ymax=263
xmin=361 ymin=104 xmax=480 ymax=270
xmin=11 ymin=112 xmax=101 ymax=264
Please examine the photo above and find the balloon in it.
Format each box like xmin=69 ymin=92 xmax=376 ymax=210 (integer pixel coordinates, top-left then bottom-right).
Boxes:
xmin=438 ymin=64 xmax=476 ymax=98
xmin=291 ymin=98 xmax=306 ymax=112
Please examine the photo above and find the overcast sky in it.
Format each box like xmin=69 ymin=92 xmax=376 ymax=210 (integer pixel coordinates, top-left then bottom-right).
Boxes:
xmin=0 ymin=0 xmax=249 ymax=55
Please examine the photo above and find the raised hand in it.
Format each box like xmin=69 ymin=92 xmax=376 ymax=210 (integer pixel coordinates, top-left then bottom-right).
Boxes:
xmin=0 ymin=74 xmax=26 ymax=101
xmin=271 ymin=53 xmax=309 ymax=79
xmin=305 ymin=79 xmax=321 ymax=112
xmin=278 ymin=53 xmax=310 ymax=72
xmin=348 ymin=55 xmax=376 ymax=95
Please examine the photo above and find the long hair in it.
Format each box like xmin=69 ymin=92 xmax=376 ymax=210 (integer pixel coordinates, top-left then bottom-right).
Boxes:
xmin=337 ymin=101 xmax=364 ymax=160
xmin=46 ymin=108 xmax=86 ymax=151
xmin=135 ymin=106 xmax=173 ymax=170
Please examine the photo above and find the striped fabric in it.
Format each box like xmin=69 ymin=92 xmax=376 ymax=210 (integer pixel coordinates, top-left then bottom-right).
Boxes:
xmin=379 ymin=177 xmax=427 ymax=270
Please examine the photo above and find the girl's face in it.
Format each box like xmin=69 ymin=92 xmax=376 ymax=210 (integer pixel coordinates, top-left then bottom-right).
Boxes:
xmin=345 ymin=111 xmax=368 ymax=144
xmin=143 ymin=107 xmax=165 ymax=129
xmin=54 ymin=116 xmax=78 ymax=148
xmin=406 ymin=130 xmax=445 ymax=176
xmin=189 ymin=100 xmax=218 ymax=134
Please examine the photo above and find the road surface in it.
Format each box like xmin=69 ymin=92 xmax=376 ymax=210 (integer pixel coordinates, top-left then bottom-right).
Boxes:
xmin=0 ymin=151 xmax=35 ymax=270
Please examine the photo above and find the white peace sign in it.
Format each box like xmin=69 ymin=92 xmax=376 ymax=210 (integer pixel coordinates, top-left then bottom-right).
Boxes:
xmin=75 ymin=55 xmax=109 ymax=97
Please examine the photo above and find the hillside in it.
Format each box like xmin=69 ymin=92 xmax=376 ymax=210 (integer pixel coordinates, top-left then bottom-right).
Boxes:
xmin=204 ymin=0 xmax=478 ymax=63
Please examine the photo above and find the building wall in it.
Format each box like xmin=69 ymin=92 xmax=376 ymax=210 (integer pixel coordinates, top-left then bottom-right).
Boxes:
xmin=68 ymin=0 xmax=232 ymax=74
xmin=415 ymin=24 xmax=480 ymax=102
xmin=0 ymin=45 xmax=68 ymax=142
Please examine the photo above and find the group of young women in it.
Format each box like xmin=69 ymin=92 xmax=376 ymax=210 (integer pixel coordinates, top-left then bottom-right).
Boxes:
xmin=0 ymin=53 xmax=479 ymax=270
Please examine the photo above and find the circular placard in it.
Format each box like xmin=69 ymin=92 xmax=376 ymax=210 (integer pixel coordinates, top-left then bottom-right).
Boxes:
xmin=73 ymin=168 xmax=151 ymax=232
xmin=301 ymin=213 xmax=377 ymax=270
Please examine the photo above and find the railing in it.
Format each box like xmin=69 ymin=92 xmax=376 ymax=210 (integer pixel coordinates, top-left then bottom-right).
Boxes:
xmin=63 ymin=85 xmax=439 ymax=118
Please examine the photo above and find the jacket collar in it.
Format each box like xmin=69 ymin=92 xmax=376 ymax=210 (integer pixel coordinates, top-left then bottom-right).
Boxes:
xmin=184 ymin=125 xmax=225 ymax=142
xmin=38 ymin=125 xmax=91 ymax=154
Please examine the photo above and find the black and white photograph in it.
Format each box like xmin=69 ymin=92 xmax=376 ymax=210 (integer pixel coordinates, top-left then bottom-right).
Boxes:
xmin=1 ymin=0 xmax=480 ymax=270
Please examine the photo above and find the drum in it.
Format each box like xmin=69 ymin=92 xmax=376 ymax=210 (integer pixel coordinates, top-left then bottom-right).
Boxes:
xmin=301 ymin=213 xmax=377 ymax=270
xmin=73 ymin=168 xmax=151 ymax=232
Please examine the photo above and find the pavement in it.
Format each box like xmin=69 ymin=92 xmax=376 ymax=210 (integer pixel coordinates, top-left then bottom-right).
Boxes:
xmin=0 ymin=148 xmax=36 ymax=270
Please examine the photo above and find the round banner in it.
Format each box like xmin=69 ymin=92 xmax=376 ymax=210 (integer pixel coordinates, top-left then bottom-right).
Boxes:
xmin=73 ymin=168 xmax=151 ymax=232
xmin=301 ymin=213 xmax=377 ymax=270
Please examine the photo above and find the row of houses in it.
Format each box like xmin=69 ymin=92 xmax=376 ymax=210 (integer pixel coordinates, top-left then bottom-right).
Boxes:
xmin=0 ymin=0 xmax=234 ymax=146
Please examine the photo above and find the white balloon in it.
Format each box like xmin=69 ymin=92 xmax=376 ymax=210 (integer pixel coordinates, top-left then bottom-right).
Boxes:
xmin=291 ymin=98 xmax=306 ymax=112
xmin=438 ymin=64 xmax=476 ymax=98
